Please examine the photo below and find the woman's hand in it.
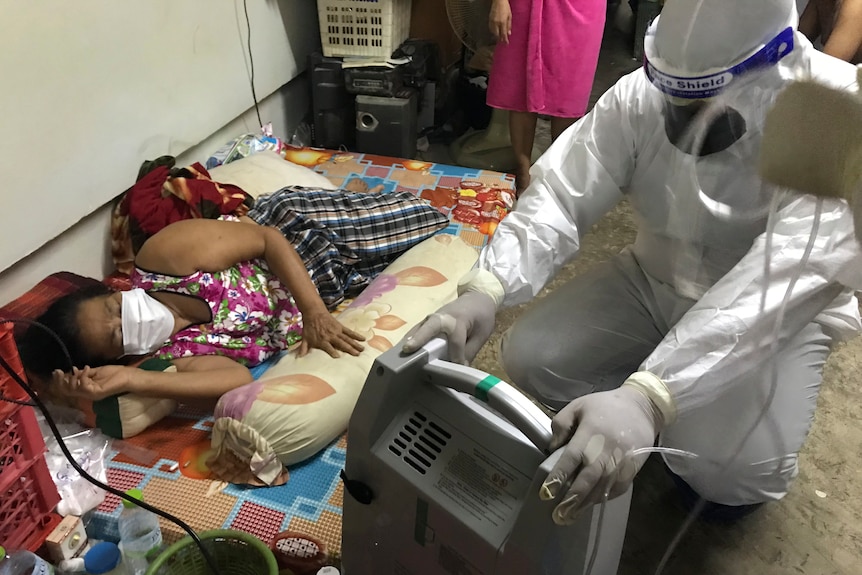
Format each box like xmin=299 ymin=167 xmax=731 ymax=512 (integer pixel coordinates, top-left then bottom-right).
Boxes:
xmin=489 ymin=0 xmax=512 ymax=44
xmin=299 ymin=310 xmax=365 ymax=358
xmin=343 ymin=179 xmax=385 ymax=194
xmin=52 ymin=365 xmax=136 ymax=401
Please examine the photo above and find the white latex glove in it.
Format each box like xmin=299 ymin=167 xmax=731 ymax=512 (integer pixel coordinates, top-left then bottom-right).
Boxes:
xmin=401 ymin=291 xmax=497 ymax=365
xmin=539 ymin=384 xmax=665 ymax=525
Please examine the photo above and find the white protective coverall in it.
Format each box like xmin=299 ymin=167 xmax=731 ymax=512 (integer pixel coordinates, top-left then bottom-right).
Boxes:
xmin=403 ymin=0 xmax=862 ymax=521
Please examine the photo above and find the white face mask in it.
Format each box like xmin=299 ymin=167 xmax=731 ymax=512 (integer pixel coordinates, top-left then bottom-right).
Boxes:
xmin=121 ymin=288 xmax=175 ymax=356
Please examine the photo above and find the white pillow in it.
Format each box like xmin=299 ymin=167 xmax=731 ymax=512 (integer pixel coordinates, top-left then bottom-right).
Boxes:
xmin=208 ymin=150 xmax=336 ymax=198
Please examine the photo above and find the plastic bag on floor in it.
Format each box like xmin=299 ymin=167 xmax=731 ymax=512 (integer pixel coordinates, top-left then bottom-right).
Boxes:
xmin=206 ymin=123 xmax=287 ymax=169
xmin=37 ymin=407 xmax=111 ymax=517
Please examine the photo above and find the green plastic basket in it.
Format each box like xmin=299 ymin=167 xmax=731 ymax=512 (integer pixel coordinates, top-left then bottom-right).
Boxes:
xmin=144 ymin=530 xmax=279 ymax=575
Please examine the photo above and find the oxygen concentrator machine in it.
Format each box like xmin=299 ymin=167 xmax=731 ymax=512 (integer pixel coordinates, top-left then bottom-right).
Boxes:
xmin=341 ymin=338 xmax=631 ymax=575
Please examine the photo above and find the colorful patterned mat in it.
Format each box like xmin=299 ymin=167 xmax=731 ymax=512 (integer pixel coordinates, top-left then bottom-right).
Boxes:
xmin=89 ymin=402 xmax=347 ymax=552
xmin=88 ymin=150 xmax=515 ymax=560
xmin=287 ymin=147 xmax=516 ymax=249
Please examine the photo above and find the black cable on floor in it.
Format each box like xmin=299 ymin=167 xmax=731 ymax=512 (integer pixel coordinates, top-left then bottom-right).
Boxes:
xmin=0 ymin=393 xmax=36 ymax=406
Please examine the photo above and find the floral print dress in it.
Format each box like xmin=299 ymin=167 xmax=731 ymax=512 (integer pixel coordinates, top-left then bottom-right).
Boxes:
xmin=131 ymin=259 xmax=303 ymax=367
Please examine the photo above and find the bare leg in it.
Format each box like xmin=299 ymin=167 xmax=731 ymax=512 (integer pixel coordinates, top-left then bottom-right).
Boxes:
xmin=550 ymin=116 xmax=578 ymax=141
xmin=509 ymin=111 xmax=538 ymax=195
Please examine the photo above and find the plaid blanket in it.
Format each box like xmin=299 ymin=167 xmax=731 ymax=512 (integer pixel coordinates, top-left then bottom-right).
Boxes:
xmin=248 ymin=187 xmax=449 ymax=308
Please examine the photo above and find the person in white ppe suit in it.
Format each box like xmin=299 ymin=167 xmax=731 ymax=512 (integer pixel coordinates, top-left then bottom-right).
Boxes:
xmin=403 ymin=0 xmax=862 ymax=524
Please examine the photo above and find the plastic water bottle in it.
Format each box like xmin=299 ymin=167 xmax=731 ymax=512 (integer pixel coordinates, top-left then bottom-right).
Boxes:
xmin=116 ymin=489 xmax=162 ymax=575
xmin=0 ymin=546 xmax=54 ymax=575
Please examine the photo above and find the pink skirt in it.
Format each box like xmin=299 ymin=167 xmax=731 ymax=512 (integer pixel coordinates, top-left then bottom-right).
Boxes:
xmin=487 ymin=0 xmax=606 ymax=118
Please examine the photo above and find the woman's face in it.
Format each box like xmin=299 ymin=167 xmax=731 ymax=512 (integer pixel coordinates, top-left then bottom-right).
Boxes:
xmin=76 ymin=291 xmax=124 ymax=362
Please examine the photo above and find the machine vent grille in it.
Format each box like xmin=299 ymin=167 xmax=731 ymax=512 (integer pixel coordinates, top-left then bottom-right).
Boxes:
xmin=387 ymin=411 xmax=450 ymax=475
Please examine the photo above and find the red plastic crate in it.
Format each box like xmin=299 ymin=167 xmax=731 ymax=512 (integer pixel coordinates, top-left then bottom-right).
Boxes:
xmin=0 ymin=322 xmax=61 ymax=552
xmin=0 ymin=321 xmax=46 ymax=490
xmin=27 ymin=513 xmax=63 ymax=554
xmin=0 ymin=322 xmax=30 ymax=419
xmin=0 ymin=457 xmax=62 ymax=550
xmin=0 ymin=405 xmax=47 ymax=491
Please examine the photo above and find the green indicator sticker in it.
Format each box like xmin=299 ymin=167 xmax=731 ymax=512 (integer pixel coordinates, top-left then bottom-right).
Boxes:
xmin=475 ymin=375 xmax=501 ymax=402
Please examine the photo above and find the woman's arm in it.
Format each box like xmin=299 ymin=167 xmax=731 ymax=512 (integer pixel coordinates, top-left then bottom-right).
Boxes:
xmin=132 ymin=355 xmax=253 ymax=400
xmin=136 ymin=218 xmax=364 ymax=357
xmin=489 ymin=0 xmax=512 ymax=44
xmin=822 ymin=0 xmax=862 ymax=62
xmin=136 ymin=218 xmax=324 ymax=314
xmin=53 ymin=355 xmax=252 ymax=403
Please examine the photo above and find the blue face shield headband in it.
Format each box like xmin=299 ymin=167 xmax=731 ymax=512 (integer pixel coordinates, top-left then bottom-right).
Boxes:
xmin=644 ymin=26 xmax=795 ymax=100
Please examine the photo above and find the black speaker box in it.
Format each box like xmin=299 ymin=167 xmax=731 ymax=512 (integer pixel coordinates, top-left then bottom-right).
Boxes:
xmin=355 ymin=92 xmax=418 ymax=158
xmin=308 ymin=52 xmax=355 ymax=149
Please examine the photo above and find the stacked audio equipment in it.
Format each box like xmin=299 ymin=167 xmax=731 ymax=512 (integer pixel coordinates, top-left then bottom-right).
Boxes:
xmin=309 ymin=39 xmax=441 ymax=156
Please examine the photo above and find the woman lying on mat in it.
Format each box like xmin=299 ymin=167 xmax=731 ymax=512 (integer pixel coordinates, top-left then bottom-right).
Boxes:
xmin=18 ymin=187 xmax=447 ymax=404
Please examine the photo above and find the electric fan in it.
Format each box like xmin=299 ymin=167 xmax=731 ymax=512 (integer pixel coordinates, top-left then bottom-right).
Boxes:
xmin=446 ymin=0 xmax=518 ymax=171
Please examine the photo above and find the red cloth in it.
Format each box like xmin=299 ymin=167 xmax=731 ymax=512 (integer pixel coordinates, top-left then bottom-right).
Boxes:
xmin=111 ymin=163 xmax=253 ymax=275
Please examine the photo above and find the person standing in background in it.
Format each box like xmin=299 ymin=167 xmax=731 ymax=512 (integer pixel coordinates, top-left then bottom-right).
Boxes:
xmin=799 ymin=0 xmax=862 ymax=63
xmin=487 ymin=0 xmax=606 ymax=194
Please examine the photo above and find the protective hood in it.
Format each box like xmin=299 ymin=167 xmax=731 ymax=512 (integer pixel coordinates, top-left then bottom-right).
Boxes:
xmin=644 ymin=0 xmax=798 ymax=101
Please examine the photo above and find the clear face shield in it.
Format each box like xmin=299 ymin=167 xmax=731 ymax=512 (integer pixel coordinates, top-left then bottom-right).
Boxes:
xmin=643 ymin=27 xmax=799 ymax=299
xmin=644 ymin=25 xmax=796 ymax=151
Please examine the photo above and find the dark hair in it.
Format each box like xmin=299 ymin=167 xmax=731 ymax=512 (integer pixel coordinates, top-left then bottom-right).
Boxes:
xmin=16 ymin=284 xmax=115 ymax=378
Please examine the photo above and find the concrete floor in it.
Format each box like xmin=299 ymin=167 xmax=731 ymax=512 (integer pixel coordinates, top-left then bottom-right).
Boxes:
xmin=439 ymin=22 xmax=862 ymax=575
